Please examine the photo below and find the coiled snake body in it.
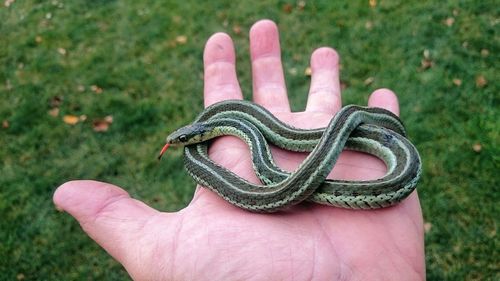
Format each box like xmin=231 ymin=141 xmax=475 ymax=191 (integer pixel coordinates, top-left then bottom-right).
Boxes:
xmin=162 ymin=100 xmax=421 ymax=213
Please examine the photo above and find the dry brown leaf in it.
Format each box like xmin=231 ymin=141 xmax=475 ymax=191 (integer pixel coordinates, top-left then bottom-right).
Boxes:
xmin=452 ymin=78 xmax=462 ymax=86
xmin=90 ymin=85 xmax=103 ymax=94
xmin=2 ymin=120 xmax=9 ymax=128
xmin=340 ymin=80 xmax=348 ymax=90
xmin=92 ymin=120 xmax=109 ymax=132
xmin=232 ymin=25 xmax=242 ymax=34
xmin=50 ymin=96 xmax=62 ymax=107
xmin=444 ymin=17 xmax=455 ymax=27
xmin=92 ymin=115 xmax=113 ymax=132
xmin=424 ymin=222 xmax=432 ymax=233
xmin=369 ymin=0 xmax=377 ymax=8
xmin=475 ymin=75 xmax=487 ymax=88
xmin=304 ymin=67 xmax=312 ymax=76
xmin=63 ymin=115 xmax=79 ymax=125
xmin=48 ymin=108 xmax=59 ymax=117
xmin=282 ymin=3 xmax=293 ymax=13
xmin=472 ymin=143 xmax=482 ymax=152
xmin=421 ymin=59 xmax=433 ymax=69
xmin=175 ymin=35 xmax=187 ymax=44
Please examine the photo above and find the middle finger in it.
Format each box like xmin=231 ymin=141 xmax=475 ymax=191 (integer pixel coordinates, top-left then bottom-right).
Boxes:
xmin=250 ymin=20 xmax=291 ymax=113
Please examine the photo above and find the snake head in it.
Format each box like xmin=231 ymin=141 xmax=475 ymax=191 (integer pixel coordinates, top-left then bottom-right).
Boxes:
xmin=165 ymin=123 xmax=211 ymax=146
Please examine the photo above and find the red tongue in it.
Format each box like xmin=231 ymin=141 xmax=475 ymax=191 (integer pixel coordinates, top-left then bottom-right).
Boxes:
xmin=157 ymin=143 xmax=170 ymax=160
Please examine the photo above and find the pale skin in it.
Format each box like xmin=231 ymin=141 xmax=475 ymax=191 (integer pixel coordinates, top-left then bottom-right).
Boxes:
xmin=53 ymin=20 xmax=425 ymax=280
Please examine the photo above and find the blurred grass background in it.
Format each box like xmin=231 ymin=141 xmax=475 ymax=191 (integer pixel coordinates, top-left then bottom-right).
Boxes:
xmin=1 ymin=0 xmax=498 ymax=280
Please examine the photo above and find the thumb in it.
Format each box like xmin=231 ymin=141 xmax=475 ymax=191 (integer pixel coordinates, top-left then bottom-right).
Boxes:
xmin=53 ymin=180 xmax=173 ymax=273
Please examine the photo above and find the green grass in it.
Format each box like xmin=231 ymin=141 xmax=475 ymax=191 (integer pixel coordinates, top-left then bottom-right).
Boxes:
xmin=1 ymin=0 xmax=498 ymax=280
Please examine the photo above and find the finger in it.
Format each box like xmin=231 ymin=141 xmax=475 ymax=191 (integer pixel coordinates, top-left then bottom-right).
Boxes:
xmin=367 ymin=88 xmax=400 ymax=116
xmin=53 ymin=180 xmax=167 ymax=267
xmin=204 ymin=32 xmax=243 ymax=107
xmin=250 ymin=19 xmax=290 ymax=112
xmin=306 ymin=47 xmax=342 ymax=113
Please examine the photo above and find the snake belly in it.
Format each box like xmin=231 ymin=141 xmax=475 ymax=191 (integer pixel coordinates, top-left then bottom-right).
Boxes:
xmin=179 ymin=100 xmax=421 ymax=212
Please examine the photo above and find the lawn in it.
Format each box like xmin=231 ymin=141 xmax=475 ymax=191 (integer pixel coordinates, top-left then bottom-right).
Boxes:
xmin=0 ymin=0 xmax=498 ymax=280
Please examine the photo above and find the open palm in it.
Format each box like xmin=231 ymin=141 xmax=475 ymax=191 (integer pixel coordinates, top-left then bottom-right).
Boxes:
xmin=54 ymin=20 xmax=424 ymax=280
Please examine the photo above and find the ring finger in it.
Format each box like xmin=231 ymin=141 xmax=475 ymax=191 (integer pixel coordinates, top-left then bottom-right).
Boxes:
xmin=305 ymin=47 xmax=342 ymax=114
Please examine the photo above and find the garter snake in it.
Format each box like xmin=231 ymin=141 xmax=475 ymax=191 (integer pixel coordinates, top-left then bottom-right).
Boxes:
xmin=160 ymin=100 xmax=421 ymax=212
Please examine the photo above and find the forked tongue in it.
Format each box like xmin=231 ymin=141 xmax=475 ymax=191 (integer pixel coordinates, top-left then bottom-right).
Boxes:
xmin=157 ymin=143 xmax=170 ymax=160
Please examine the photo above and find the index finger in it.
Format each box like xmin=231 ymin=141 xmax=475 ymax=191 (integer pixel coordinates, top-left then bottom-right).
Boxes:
xmin=203 ymin=32 xmax=243 ymax=107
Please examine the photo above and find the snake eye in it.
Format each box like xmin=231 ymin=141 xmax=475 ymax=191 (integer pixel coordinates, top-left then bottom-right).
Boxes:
xmin=178 ymin=135 xmax=188 ymax=142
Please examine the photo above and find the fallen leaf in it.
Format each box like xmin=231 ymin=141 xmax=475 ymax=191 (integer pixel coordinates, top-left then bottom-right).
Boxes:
xmin=472 ymin=143 xmax=482 ymax=152
xmin=57 ymin=47 xmax=67 ymax=55
xmin=421 ymin=59 xmax=433 ymax=69
xmin=48 ymin=108 xmax=60 ymax=117
xmin=475 ymin=75 xmax=487 ymax=88
xmin=92 ymin=115 xmax=113 ymax=132
xmin=90 ymin=85 xmax=103 ymax=94
xmin=16 ymin=273 xmax=25 ymax=280
xmin=50 ymin=96 xmax=63 ymax=107
xmin=452 ymin=78 xmax=462 ymax=86
xmin=364 ymin=77 xmax=374 ymax=85
xmin=369 ymin=0 xmax=377 ymax=8
xmin=444 ymin=17 xmax=454 ymax=27
xmin=282 ymin=3 xmax=293 ymax=13
xmin=63 ymin=115 xmax=79 ymax=125
xmin=4 ymin=0 xmax=15 ymax=7
xmin=92 ymin=120 xmax=109 ymax=132
xmin=340 ymin=80 xmax=348 ymax=90
xmin=304 ymin=67 xmax=312 ymax=76
xmin=175 ymin=35 xmax=187 ymax=44
xmin=423 ymin=49 xmax=430 ymax=59
xmin=420 ymin=49 xmax=433 ymax=69
xmin=2 ymin=120 xmax=9 ymax=128
xmin=232 ymin=25 xmax=242 ymax=34
xmin=424 ymin=222 xmax=432 ymax=233
xmin=35 ymin=35 xmax=43 ymax=43
xmin=297 ymin=1 xmax=306 ymax=10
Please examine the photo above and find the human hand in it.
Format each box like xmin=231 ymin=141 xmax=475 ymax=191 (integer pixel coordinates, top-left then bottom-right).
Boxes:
xmin=54 ymin=20 xmax=425 ymax=280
